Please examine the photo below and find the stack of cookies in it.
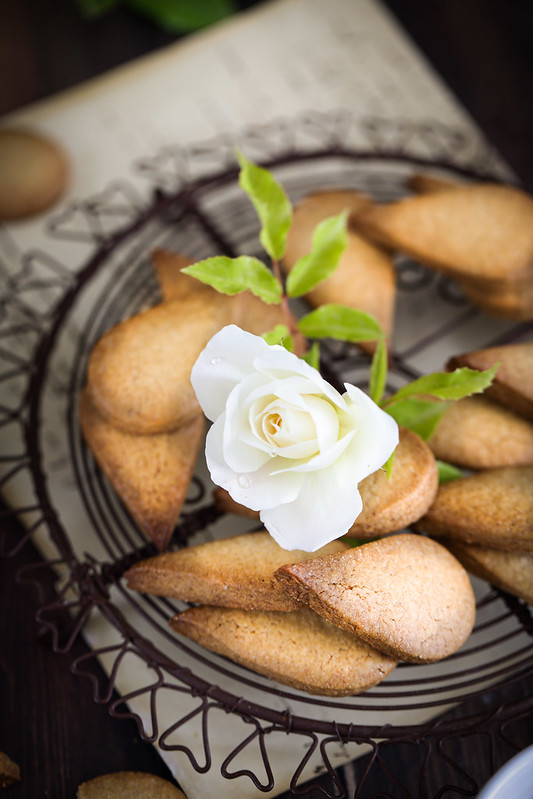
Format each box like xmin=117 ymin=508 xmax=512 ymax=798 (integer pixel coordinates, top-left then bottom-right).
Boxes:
xmin=419 ymin=342 xmax=533 ymax=605
xmin=125 ymin=530 xmax=476 ymax=695
xmin=353 ymin=174 xmax=533 ymax=320
xmin=81 ymin=250 xmax=291 ymax=550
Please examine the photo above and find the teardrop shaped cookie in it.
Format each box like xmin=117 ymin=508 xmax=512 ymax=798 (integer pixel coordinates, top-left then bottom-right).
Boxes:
xmin=275 ymin=533 xmax=476 ymax=663
xmin=170 ymin=606 xmax=397 ymax=695
xmin=80 ymin=389 xmax=204 ymax=550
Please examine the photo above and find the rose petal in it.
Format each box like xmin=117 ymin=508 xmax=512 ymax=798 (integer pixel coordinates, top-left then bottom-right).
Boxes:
xmin=260 ymin=467 xmax=363 ymax=551
xmin=302 ymin=395 xmax=340 ymax=452
xmin=191 ymin=325 xmax=273 ymax=421
xmin=222 ymin=374 xmax=273 ymax=472
xmin=254 ymin=347 xmax=347 ymax=410
xmin=343 ymin=384 xmax=399 ymax=483
xmin=270 ymin=428 xmax=355 ymax=474
xmin=206 ymin=417 xmax=303 ymax=510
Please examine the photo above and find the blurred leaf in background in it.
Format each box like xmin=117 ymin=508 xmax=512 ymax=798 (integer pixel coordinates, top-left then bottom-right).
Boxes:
xmin=75 ymin=0 xmax=238 ymax=31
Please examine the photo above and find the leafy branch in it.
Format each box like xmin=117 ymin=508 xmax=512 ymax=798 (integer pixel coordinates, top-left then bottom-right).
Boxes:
xmin=181 ymin=151 xmax=497 ymax=475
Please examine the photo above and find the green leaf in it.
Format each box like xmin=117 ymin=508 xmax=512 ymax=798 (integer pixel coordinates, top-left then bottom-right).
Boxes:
xmin=297 ymin=304 xmax=385 ymax=343
xmin=302 ymin=341 xmax=320 ymax=371
xmin=437 ymin=460 xmax=463 ymax=484
xmin=385 ymin=397 xmax=450 ymax=441
xmin=182 ymin=256 xmax=282 ymax=305
xmin=125 ymin=0 xmax=236 ymax=31
xmin=369 ymin=337 xmax=388 ymax=404
xmin=262 ymin=325 xmax=293 ymax=351
xmin=384 ymin=364 xmax=498 ymax=407
xmin=343 ymin=537 xmax=373 ymax=548
xmin=382 ymin=450 xmax=395 ymax=479
xmin=286 ymin=211 xmax=348 ymax=298
xmin=236 ymin=151 xmax=292 ymax=261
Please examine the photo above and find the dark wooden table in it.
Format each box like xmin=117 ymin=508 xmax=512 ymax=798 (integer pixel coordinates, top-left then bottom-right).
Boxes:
xmin=1 ymin=1 xmax=533 ymax=797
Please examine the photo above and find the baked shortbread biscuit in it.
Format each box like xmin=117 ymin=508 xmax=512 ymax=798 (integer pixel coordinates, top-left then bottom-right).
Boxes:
xmin=275 ymin=533 xmax=476 ymax=663
xmin=87 ymin=294 xmax=232 ymax=434
xmin=407 ymin=172 xmax=464 ymax=195
xmin=348 ymin=426 xmax=438 ymax=537
xmin=444 ymin=541 xmax=533 ymax=606
xmin=418 ymin=466 xmax=533 ymax=552
xmin=0 ymin=128 xmax=69 ymax=219
xmin=213 ymin=427 xmax=438 ymax=538
xmin=458 ymin=277 xmax=533 ymax=321
xmin=124 ymin=531 xmax=349 ymax=611
xmin=152 ymin=249 xmax=209 ymax=303
xmin=80 ymin=389 xmax=204 ymax=551
xmin=77 ymin=771 xmax=186 ymax=799
xmin=447 ymin=343 xmax=533 ymax=421
xmin=170 ymin=606 xmax=397 ymax=695
xmin=354 ymin=184 xmax=533 ymax=285
xmin=428 ymin=395 xmax=533 ymax=469
xmin=282 ymin=190 xmax=396 ymax=346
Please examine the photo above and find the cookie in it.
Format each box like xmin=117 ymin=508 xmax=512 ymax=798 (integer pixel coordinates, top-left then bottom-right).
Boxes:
xmin=80 ymin=389 xmax=204 ymax=551
xmin=0 ymin=752 xmax=20 ymax=789
xmin=170 ymin=606 xmax=397 ymax=696
xmin=458 ymin=276 xmax=533 ymax=320
xmin=418 ymin=466 xmax=533 ymax=552
xmin=282 ymin=190 xmax=396 ymax=348
xmin=428 ymin=395 xmax=533 ymax=469
xmin=77 ymin=771 xmax=186 ymax=799
xmin=213 ymin=427 xmax=438 ymax=538
xmin=354 ymin=184 xmax=533 ymax=285
xmin=151 ymin=249 xmax=208 ymax=303
xmin=348 ymin=426 xmax=438 ymax=537
xmin=447 ymin=343 xmax=533 ymax=421
xmin=275 ymin=533 xmax=476 ymax=663
xmin=407 ymin=172 xmax=463 ymax=195
xmin=87 ymin=294 xmax=231 ymax=434
xmin=444 ymin=541 xmax=533 ymax=605
xmin=124 ymin=531 xmax=349 ymax=611
xmin=0 ymin=127 xmax=69 ymax=219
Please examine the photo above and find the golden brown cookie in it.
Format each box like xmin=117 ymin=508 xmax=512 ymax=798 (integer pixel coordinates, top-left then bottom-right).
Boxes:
xmin=275 ymin=533 xmax=476 ymax=663
xmin=151 ymin=249 xmax=207 ymax=303
xmin=348 ymin=426 xmax=438 ymax=537
xmin=282 ymin=190 xmax=396 ymax=348
xmin=0 ymin=128 xmax=69 ymax=219
xmin=0 ymin=752 xmax=20 ymax=789
xmin=87 ymin=295 xmax=232 ymax=434
xmin=407 ymin=172 xmax=464 ymax=195
xmin=447 ymin=343 xmax=533 ymax=421
xmin=80 ymin=389 xmax=204 ymax=551
xmin=213 ymin=427 xmax=438 ymax=538
xmin=77 ymin=771 xmax=187 ymax=799
xmin=418 ymin=466 xmax=533 ymax=552
xmin=458 ymin=276 xmax=533 ymax=320
xmin=170 ymin=606 xmax=397 ymax=696
xmin=444 ymin=541 xmax=533 ymax=605
xmin=354 ymin=184 xmax=533 ymax=285
xmin=428 ymin=395 xmax=533 ymax=469
xmin=124 ymin=531 xmax=349 ymax=611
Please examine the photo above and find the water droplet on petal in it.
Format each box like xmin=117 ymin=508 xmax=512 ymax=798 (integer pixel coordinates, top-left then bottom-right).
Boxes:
xmin=210 ymin=357 xmax=222 ymax=366
xmin=238 ymin=475 xmax=251 ymax=488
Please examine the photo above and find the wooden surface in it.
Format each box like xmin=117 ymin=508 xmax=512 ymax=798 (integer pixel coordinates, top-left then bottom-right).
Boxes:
xmin=1 ymin=1 xmax=533 ymax=797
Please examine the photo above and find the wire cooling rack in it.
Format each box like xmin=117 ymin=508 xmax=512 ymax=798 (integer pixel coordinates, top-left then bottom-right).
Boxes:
xmin=1 ymin=113 xmax=533 ymax=798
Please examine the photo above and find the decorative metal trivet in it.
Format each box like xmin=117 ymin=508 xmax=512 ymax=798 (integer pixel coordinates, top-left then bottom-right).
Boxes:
xmin=1 ymin=113 xmax=532 ymax=798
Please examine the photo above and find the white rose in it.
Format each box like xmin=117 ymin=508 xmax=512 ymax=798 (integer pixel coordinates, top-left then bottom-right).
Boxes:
xmin=191 ymin=325 xmax=399 ymax=551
